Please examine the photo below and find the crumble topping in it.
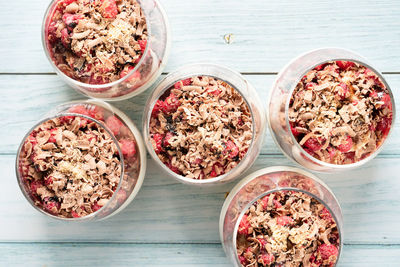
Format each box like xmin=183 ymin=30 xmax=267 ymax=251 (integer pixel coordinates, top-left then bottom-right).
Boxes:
xmin=288 ymin=61 xmax=393 ymax=164
xmin=236 ymin=191 xmax=339 ymax=267
xmin=18 ymin=104 xmax=140 ymax=218
xmin=47 ymin=0 xmax=147 ymax=84
xmin=149 ymin=76 xmax=253 ymax=179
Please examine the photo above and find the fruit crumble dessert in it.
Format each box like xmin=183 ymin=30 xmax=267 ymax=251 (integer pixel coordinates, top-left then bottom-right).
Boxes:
xmin=289 ymin=61 xmax=393 ymax=164
xmin=236 ymin=190 xmax=339 ymax=267
xmin=18 ymin=104 xmax=139 ymax=218
xmin=149 ymin=76 xmax=253 ymax=179
xmin=46 ymin=0 xmax=147 ymax=84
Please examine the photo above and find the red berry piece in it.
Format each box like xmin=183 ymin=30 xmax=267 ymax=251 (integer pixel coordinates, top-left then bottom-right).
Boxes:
xmin=71 ymin=210 xmax=80 ymax=218
xmin=91 ymin=202 xmax=102 ymax=212
xmin=327 ymin=146 xmax=337 ymax=161
xmin=44 ymin=176 xmax=54 ymax=186
xmin=377 ymin=117 xmax=391 ymax=137
xmin=119 ymin=139 xmax=136 ymax=158
xmin=238 ymin=255 xmax=248 ymax=266
xmin=138 ymin=40 xmax=147 ymax=53
xmin=208 ymin=88 xmax=222 ymax=96
xmin=30 ymin=180 xmax=43 ymax=195
xmin=87 ymin=106 xmax=105 ymax=121
xmin=163 ymin=132 xmax=174 ymax=147
xmin=337 ymin=136 xmax=353 ymax=153
xmin=290 ymin=123 xmax=300 ymax=137
xmin=320 ymin=207 xmax=333 ymax=222
xmin=381 ymin=93 xmax=392 ymax=110
xmin=99 ymin=0 xmax=118 ymax=18
xmin=105 ymin=116 xmax=124 ymax=136
xmin=162 ymin=93 xmax=181 ymax=114
xmin=28 ymin=135 xmax=38 ymax=148
xmin=314 ymin=63 xmax=327 ymax=71
xmin=43 ymin=197 xmax=60 ymax=214
xmin=238 ymin=214 xmax=251 ymax=235
xmin=258 ymin=253 xmax=275 ymax=266
xmin=261 ymin=195 xmax=282 ymax=210
xmin=369 ymin=90 xmax=378 ymax=98
xmin=167 ymin=161 xmax=181 ymax=174
xmin=68 ymin=105 xmax=90 ymax=116
xmin=209 ymin=163 xmax=224 ymax=178
xmin=337 ymin=82 xmax=349 ymax=100
xmin=120 ymin=65 xmax=141 ymax=82
xmin=305 ymin=82 xmax=317 ymax=90
xmin=317 ymin=244 xmax=338 ymax=260
xmin=276 ymin=215 xmax=294 ymax=226
xmin=152 ymin=133 xmax=164 ymax=154
xmin=174 ymin=78 xmax=192 ymax=89
xmin=223 ymin=140 xmax=239 ymax=158
xmin=62 ymin=13 xmax=83 ymax=31
xmin=303 ymin=138 xmax=323 ymax=152
xmin=336 ymin=60 xmax=355 ymax=70
xmin=152 ymin=100 xmax=164 ymax=118
xmin=60 ymin=28 xmax=70 ymax=48
xmin=47 ymin=128 xmax=58 ymax=143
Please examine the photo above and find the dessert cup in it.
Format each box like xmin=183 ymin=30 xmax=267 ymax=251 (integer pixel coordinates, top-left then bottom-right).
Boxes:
xmin=42 ymin=0 xmax=171 ymax=101
xmin=143 ymin=63 xmax=266 ymax=185
xmin=16 ymin=99 xmax=146 ymax=221
xmin=267 ymin=48 xmax=395 ymax=172
xmin=219 ymin=166 xmax=343 ymax=266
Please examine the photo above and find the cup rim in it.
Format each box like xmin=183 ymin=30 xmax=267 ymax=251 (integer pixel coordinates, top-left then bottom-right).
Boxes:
xmin=143 ymin=63 xmax=261 ymax=185
xmin=219 ymin=166 xmax=343 ymax=267
xmin=267 ymin=47 xmax=396 ymax=171
xmin=15 ymin=111 xmax=127 ymax=221
xmin=41 ymin=0 xmax=152 ymax=89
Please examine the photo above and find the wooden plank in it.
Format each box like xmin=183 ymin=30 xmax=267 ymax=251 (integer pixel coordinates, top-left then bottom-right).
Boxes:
xmin=2 ymin=153 xmax=400 ymax=244
xmin=0 ymin=243 xmax=399 ymax=267
xmin=1 ymin=0 xmax=400 ymax=73
xmin=1 ymin=74 xmax=399 ymax=155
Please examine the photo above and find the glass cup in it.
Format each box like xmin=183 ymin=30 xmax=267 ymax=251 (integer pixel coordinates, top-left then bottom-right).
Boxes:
xmin=15 ymin=99 xmax=147 ymax=221
xmin=42 ymin=0 xmax=171 ymax=101
xmin=219 ymin=166 xmax=343 ymax=266
xmin=143 ymin=63 xmax=266 ymax=185
xmin=267 ymin=48 xmax=395 ymax=172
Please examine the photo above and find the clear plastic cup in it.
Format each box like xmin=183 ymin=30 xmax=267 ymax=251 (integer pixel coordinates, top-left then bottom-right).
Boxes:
xmin=15 ymin=100 xmax=146 ymax=221
xmin=42 ymin=0 xmax=171 ymax=101
xmin=267 ymin=48 xmax=395 ymax=172
xmin=143 ymin=63 xmax=266 ymax=185
xmin=219 ymin=166 xmax=343 ymax=266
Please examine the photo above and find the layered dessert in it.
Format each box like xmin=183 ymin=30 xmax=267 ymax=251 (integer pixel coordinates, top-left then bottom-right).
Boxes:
xmin=149 ymin=76 xmax=253 ymax=179
xmin=46 ymin=0 xmax=148 ymax=85
xmin=289 ymin=61 xmax=393 ymax=164
xmin=236 ymin=190 xmax=339 ymax=267
xmin=18 ymin=104 xmax=139 ymax=218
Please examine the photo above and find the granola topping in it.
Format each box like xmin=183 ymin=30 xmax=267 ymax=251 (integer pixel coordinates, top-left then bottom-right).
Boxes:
xmin=289 ymin=61 xmax=393 ymax=164
xmin=236 ymin=191 xmax=339 ymax=267
xmin=149 ymin=76 xmax=253 ymax=179
xmin=47 ymin=0 xmax=148 ymax=84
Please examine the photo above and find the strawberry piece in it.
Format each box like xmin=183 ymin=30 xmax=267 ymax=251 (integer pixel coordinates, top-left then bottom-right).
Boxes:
xmin=138 ymin=40 xmax=147 ymax=53
xmin=60 ymin=28 xmax=70 ymax=48
xmin=223 ymin=140 xmax=239 ymax=158
xmin=163 ymin=132 xmax=174 ymax=147
xmin=238 ymin=214 xmax=251 ymax=235
xmin=28 ymin=135 xmax=38 ymax=148
xmin=238 ymin=255 xmax=248 ymax=266
xmin=119 ymin=139 xmax=136 ymax=158
xmin=381 ymin=93 xmax=392 ymax=110
xmin=167 ymin=161 xmax=181 ymax=174
xmin=88 ymin=106 xmax=105 ymax=121
xmin=258 ymin=238 xmax=267 ymax=250
xmin=314 ymin=63 xmax=327 ymax=71
xmin=71 ymin=210 xmax=80 ymax=218
xmin=89 ymin=73 xmax=109 ymax=85
xmin=105 ymin=116 xmax=124 ymax=136
xmin=258 ymin=253 xmax=275 ymax=266
xmin=68 ymin=105 xmax=90 ymax=116
xmin=120 ymin=65 xmax=141 ymax=82
xmin=317 ymin=244 xmax=338 ymax=260
xmin=174 ymin=78 xmax=192 ymax=89
xmin=290 ymin=122 xmax=300 ymax=137
xmin=91 ymin=202 xmax=102 ymax=212
xmin=208 ymin=88 xmax=222 ymax=96
xmin=43 ymin=197 xmax=60 ymax=214
xmin=377 ymin=117 xmax=392 ymax=137
xmin=44 ymin=176 xmax=54 ymax=186
xmin=152 ymin=100 xmax=164 ymax=118
xmin=99 ymin=0 xmax=118 ymax=18
xmin=162 ymin=93 xmax=181 ymax=114
xmin=337 ymin=82 xmax=349 ymax=100
xmin=62 ymin=13 xmax=83 ymax=31
xmin=336 ymin=60 xmax=355 ymax=70
xmin=30 ymin=180 xmax=43 ymax=195
xmin=261 ymin=195 xmax=282 ymax=210
xmin=320 ymin=207 xmax=333 ymax=222
xmin=209 ymin=163 xmax=224 ymax=178
xmin=337 ymin=136 xmax=353 ymax=153
xmin=47 ymin=128 xmax=58 ymax=143
xmin=276 ymin=215 xmax=294 ymax=226
xmin=303 ymin=138 xmax=323 ymax=152
xmin=369 ymin=90 xmax=378 ymax=98
xmin=152 ymin=133 xmax=164 ymax=154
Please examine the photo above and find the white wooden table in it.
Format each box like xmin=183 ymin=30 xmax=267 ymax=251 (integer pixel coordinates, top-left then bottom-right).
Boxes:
xmin=1 ymin=0 xmax=400 ymax=266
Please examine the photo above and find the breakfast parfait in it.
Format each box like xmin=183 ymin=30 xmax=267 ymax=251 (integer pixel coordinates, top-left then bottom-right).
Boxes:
xmin=236 ymin=190 xmax=339 ymax=267
xmin=17 ymin=103 xmax=142 ymax=219
xmin=289 ymin=60 xmax=393 ymax=165
xmin=149 ymin=75 xmax=253 ymax=180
